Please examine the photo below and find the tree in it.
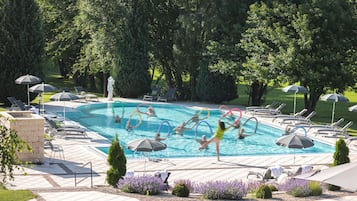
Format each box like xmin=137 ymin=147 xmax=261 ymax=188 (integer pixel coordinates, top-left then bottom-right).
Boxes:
xmin=0 ymin=0 xmax=44 ymax=104
xmin=37 ymin=0 xmax=81 ymax=79
xmin=240 ymin=0 xmax=357 ymax=109
xmin=113 ymin=0 xmax=151 ymax=98
xmin=0 ymin=118 xmax=32 ymax=182
xmin=106 ymin=134 xmax=126 ymax=187
xmin=196 ymin=61 xmax=237 ymax=103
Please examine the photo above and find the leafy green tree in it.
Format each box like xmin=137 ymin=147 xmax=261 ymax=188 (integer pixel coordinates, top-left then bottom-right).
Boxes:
xmin=148 ymin=0 xmax=180 ymax=91
xmin=0 ymin=118 xmax=32 ymax=182
xmin=196 ymin=61 xmax=237 ymax=103
xmin=113 ymin=0 xmax=151 ymax=98
xmin=37 ymin=0 xmax=81 ymax=79
xmin=240 ymin=0 xmax=357 ymax=109
xmin=0 ymin=0 xmax=44 ymax=104
xmin=75 ymin=0 xmax=124 ymax=93
xmin=106 ymin=134 xmax=126 ymax=187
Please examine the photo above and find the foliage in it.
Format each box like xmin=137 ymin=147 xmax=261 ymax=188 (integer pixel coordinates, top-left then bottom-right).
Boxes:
xmin=308 ymin=181 xmax=322 ymax=196
xmin=196 ymin=63 xmax=237 ymax=103
xmin=333 ymin=138 xmax=350 ymax=166
xmin=240 ymin=0 xmax=357 ymax=110
xmin=194 ymin=180 xmax=247 ymax=200
xmin=106 ymin=134 xmax=126 ymax=187
xmin=268 ymin=184 xmax=278 ymax=191
xmin=0 ymin=0 xmax=44 ymax=105
xmin=172 ymin=183 xmax=190 ymax=197
xmin=113 ymin=0 xmax=151 ymax=98
xmin=0 ymin=119 xmax=32 ymax=182
xmin=173 ymin=179 xmax=194 ymax=192
xmin=117 ymin=175 xmax=164 ymax=195
xmin=255 ymin=184 xmax=272 ymax=199
xmin=279 ymin=178 xmax=311 ymax=197
xmin=246 ymin=180 xmax=263 ymax=193
xmin=0 ymin=187 xmax=37 ymax=201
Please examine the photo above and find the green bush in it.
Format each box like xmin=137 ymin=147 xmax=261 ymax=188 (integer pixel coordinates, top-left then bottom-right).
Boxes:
xmin=172 ymin=183 xmax=190 ymax=197
xmin=268 ymin=184 xmax=278 ymax=191
xmin=256 ymin=184 xmax=272 ymax=199
xmin=308 ymin=181 xmax=322 ymax=196
xmin=327 ymin=184 xmax=341 ymax=191
xmin=289 ymin=186 xmax=310 ymax=197
xmin=330 ymin=137 xmax=350 ymax=191
xmin=106 ymin=134 xmax=126 ymax=187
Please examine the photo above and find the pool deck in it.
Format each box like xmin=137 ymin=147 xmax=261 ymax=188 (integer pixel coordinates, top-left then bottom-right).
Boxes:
xmin=5 ymin=97 xmax=357 ymax=201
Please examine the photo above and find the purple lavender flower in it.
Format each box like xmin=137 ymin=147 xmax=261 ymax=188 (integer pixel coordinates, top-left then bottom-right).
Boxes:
xmin=117 ymin=175 xmax=164 ymax=195
xmin=279 ymin=178 xmax=311 ymax=197
xmin=194 ymin=180 xmax=247 ymax=200
xmin=174 ymin=179 xmax=194 ymax=192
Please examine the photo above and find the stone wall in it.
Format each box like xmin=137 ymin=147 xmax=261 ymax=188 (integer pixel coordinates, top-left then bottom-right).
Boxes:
xmin=0 ymin=111 xmax=44 ymax=163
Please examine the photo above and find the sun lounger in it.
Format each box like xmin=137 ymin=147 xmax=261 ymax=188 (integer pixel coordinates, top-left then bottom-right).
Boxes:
xmin=316 ymin=121 xmax=353 ymax=137
xmin=249 ymin=103 xmax=286 ymax=116
xmin=245 ymin=101 xmax=279 ymax=112
xmin=45 ymin=117 xmax=88 ymax=138
xmin=279 ymin=111 xmax=316 ymax=125
xmin=154 ymin=170 xmax=171 ymax=190
xmin=143 ymin=86 xmax=161 ymax=101
xmin=271 ymin=109 xmax=308 ymax=122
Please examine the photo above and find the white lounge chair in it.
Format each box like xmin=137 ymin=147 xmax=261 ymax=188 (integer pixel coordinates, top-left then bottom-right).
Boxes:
xmin=247 ymin=166 xmax=284 ymax=181
xmin=316 ymin=121 xmax=353 ymax=137
xmin=279 ymin=111 xmax=316 ymax=125
xmin=245 ymin=101 xmax=279 ymax=112
xmin=249 ymin=103 xmax=286 ymax=116
xmin=271 ymin=109 xmax=308 ymax=122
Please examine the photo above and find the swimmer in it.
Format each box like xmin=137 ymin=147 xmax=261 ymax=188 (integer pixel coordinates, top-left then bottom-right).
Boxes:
xmin=126 ymin=119 xmax=133 ymax=131
xmin=155 ymin=133 xmax=166 ymax=142
xmin=139 ymin=106 xmax=156 ymax=117
xmin=238 ymin=128 xmax=250 ymax=139
xmin=114 ymin=115 xmax=121 ymax=123
xmin=173 ymin=121 xmax=191 ymax=135
xmin=196 ymin=135 xmax=208 ymax=149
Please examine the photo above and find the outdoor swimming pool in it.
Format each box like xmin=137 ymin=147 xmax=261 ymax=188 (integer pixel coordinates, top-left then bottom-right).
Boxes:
xmin=65 ymin=102 xmax=335 ymax=159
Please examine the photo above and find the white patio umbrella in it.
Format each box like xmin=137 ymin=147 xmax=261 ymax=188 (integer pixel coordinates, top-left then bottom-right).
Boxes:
xmin=321 ymin=93 xmax=349 ymax=124
xmin=50 ymin=92 xmax=79 ymax=120
xmin=276 ymin=132 xmax=314 ymax=164
xmin=282 ymin=85 xmax=308 ymax=115
xmin=15 ymin=74 xmax=42 ymax=105
xmin=127 ymin=138 xmax=167 ymax=172
xmin=295 ymin=161 xmax=357 ymax=191
xmin=348 ymin=105 xmax=357 ymax=112
xmin=29 ymin=83 xmax=57 ymax=114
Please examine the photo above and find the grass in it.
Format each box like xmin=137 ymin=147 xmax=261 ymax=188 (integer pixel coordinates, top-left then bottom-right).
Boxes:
xmin=0 ymin=183 xmax=36 ymax=201
xmin=226 ymin=85 xmax=357 ymax=135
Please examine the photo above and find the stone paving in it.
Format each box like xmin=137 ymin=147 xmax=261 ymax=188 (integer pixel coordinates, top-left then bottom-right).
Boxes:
xmin=5 ymin=98 xmax=357 ymax=200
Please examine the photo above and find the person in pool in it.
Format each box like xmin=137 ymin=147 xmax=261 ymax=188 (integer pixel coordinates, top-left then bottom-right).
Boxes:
xmin=173 ymin=121 xmax=192 ymax=135
xmin=114 ymin=115 xmax=121 ymax=123
xmin=139 ymin=106 xmax=156 ymax=117
xmin=155 ymin=133 xmax=166 ymax=141
xmin=196 ymin=135 xmax=208 ymax=149
xmin=199 ymin=120 xmax=233 ymax=161
xmin=238 ymin=128 xmax=250 ymax=139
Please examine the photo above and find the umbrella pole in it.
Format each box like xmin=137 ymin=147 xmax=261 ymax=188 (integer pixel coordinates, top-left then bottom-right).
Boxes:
xmin=27 ymin=84 xmax=30 ymax=106
xmin=331 ymin=102 xmax=336 ymax=124
xmin=293 ymin=92 xmax=297 ymax=115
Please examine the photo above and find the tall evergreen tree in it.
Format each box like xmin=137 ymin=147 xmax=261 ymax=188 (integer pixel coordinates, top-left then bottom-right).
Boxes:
xmin=113 ymin=0 xmax=151 ymax=98
xmin=0 ymin=0 xmax=44 ymax=104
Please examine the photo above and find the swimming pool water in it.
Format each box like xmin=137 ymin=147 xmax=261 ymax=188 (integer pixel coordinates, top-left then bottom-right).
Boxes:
xmin=65 ymin=102 xmax=335 ymax=159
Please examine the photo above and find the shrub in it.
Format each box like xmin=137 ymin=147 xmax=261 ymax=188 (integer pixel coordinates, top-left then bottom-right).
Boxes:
xmin=106 ymin=134 xmax=126 ymax=187
xmin=246 ymin=181 xmax=263 ymax=193
xmin=174 ymin=179 xmax=194 ymax=192
xmin=330 ymin=137 xmax=350 ymax=191
xmin=279 ymin=178 xmax=311 ymax=197
xmin=172 ymin=183 xmax=190 ymax=197
xmin=256 ymin=184 xmax=272 ymax=199
xmin=269 ymin=184 xmax=278 ymax=191
xmin=308 ymin=181 xmax=322 ymax=196
xmin=194 ymin=180 xmax=247 ymax=200
xmin=117 ymin=175 xmax=164 ymax=195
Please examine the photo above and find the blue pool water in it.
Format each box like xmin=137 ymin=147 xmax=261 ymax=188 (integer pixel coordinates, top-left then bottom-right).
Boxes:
xmin=65 ymin=102 xmax=335 ymax=159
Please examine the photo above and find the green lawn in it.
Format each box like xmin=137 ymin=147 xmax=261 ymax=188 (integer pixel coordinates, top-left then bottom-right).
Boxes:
xmin=227 ymin=85 xmax=357 ymax=135
xmin=0 ymin=184 xmax=36 ymax=201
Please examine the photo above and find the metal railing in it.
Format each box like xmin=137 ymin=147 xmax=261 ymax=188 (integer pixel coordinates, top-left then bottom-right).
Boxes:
xmin=74 ymin=161 xmax=93 ymax=188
